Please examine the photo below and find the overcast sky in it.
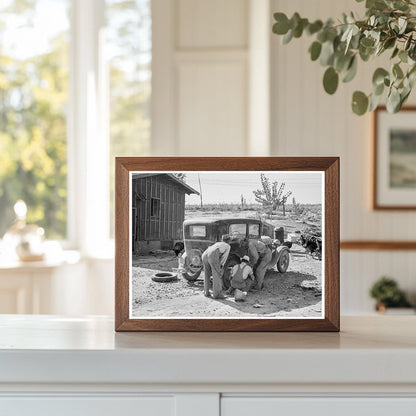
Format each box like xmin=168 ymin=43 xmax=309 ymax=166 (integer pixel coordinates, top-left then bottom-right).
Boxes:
xmin=175 ymin=172 xmax=323 ymax=205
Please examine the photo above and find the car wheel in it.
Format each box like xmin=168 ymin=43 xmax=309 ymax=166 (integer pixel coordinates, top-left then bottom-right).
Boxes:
xmin=181 ymin=269 xmax=202 ymax=282
xmin=277 ymin=250 xmax=290 ymax=273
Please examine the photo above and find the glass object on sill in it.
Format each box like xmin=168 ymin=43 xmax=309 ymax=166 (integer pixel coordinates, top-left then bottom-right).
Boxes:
xmin=3 ymin=200 xmax=45 ymax=262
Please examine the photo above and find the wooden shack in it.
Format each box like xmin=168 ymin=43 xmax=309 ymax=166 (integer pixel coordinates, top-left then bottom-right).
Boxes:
xmin=131 ymin=173 xmax=199 ymax=253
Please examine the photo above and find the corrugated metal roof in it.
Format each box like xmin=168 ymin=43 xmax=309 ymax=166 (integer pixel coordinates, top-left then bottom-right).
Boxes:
xmin=131 ymin=173 xmax=199 ymax=195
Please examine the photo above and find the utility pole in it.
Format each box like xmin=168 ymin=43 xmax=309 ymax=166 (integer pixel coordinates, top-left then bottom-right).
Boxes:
xmin=198 ymin=174 xmax=203 ymax=208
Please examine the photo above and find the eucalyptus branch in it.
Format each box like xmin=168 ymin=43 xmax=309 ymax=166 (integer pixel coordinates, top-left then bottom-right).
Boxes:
xmin=272 ymin=0 xmax=416 ymax=114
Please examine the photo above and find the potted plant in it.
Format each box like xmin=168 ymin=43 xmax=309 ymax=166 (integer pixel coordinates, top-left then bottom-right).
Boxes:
xmin=369 ymin=276 xmax=413 ymax=312
xmin=272 ymin=0 xmax=416 ymax=115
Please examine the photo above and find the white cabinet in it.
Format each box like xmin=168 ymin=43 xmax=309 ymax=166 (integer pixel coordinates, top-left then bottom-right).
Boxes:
xmin=222 ymin=398 xmax=416 ymax=416
xmin=1 ymin=316 xmax=416 ymax=416
xmin=1 ymin=397 xmax=175 ymax=416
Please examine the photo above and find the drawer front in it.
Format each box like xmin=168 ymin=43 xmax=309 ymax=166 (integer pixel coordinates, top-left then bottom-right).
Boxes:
xmin=222 ymin=397 xmax=416 ymax=416
xmin=0 ymin=396 xmax=174 ymax=416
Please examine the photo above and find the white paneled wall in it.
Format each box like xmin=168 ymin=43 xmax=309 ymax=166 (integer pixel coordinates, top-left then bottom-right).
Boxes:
xmin=151 ymin=0 xmax=416 ymax=314
xmin=152 ymin=0 xmax=250 ymax=156
xmin=177 ymin=0 xmax=248 ymax=49
xmin=177 ymin=57 xmax=247 ymax=155
xmin=271 ymin=0 xmax=416 ymax=314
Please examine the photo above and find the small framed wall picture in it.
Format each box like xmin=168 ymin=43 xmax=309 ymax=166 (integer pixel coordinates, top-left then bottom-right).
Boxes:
xmin=115 ymin=157 xmax=339 ymax=332
xmin=373 ymin=106 xmax=416 ymax=209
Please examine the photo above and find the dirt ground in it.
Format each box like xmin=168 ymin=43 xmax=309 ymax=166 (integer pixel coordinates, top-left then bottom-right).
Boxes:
xmin=131 ymin=244 xmax=322 ymax=318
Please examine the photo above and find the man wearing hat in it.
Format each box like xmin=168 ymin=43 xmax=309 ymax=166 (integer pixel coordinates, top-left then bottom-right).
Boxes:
xmin=227 ymin=255 xmax=255 ymax=297
xmin=202 ymin=235 xmax=231 ymax=299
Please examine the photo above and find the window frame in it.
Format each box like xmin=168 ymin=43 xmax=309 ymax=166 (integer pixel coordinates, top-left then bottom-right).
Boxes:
xmin=67 ymin=0 xmax=110 ymax=257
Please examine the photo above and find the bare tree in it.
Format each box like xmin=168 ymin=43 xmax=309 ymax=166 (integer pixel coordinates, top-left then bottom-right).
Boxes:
xmin=253 ymin=174 xmax=292 ymax=216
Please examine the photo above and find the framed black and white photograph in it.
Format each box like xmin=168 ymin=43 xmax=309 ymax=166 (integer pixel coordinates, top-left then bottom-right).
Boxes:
xmin=115 ymin=157 xmax=339 ymax=331
xmin=374 ymin=106 xmax=416 ymax=210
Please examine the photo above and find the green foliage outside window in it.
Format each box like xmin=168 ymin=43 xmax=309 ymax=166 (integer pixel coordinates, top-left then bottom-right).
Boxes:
xmin=0 ymin=1 xmax=69 ymax=238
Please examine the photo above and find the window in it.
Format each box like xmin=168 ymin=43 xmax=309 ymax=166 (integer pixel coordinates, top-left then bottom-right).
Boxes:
xmin=0 ymin=0 xmax=151 ymax=255
xmin=150 ymin=198 xmax=160 ymax=217
xmin=229 ymin=223 xmax=246 ymax=237
xmin=248 ymin=224 xmax=260 ymax=238
xmin=189 ymin=225 xmax=206 ymax=238
xmin=0 ymin=0 xmax=70 ymax=239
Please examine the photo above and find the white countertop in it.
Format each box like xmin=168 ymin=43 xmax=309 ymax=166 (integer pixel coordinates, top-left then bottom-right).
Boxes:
xmin=0 ymin=315 xmax=415 ymax=386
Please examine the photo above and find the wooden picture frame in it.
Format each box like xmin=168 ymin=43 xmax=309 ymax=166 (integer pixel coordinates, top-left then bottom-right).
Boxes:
xmin=115 ymin=157 xmax=339 ymax=332
xmin=373 ymin=106 xmax=416 ymax=210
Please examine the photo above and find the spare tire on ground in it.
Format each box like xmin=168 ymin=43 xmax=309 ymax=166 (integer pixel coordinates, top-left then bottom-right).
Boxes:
xmin=152 ymin=272 xmax=178 ymax=282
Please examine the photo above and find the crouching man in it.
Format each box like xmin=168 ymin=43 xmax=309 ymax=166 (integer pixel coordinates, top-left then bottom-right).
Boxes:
xmin=226 ymin=255 xmax=255 ymax=297
xmin=202 ymin=235 xmax=231 ymax=299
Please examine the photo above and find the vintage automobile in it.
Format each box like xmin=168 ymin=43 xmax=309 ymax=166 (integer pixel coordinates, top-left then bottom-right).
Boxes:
xmin=178 ymin=217 xmax=290 ymax=284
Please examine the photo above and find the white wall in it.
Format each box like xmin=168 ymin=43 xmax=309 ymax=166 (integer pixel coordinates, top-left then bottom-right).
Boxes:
xmin=150 ymin=0 xmax=416 ymax=314
xmin=152 ymin=0 xmax=252 ymax=156
xmin=270 ymin=0 xmax=416 ymax=313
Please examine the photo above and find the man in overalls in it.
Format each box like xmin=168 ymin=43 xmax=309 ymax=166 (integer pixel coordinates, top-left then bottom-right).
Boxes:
xmin=248 ymin=239 xmax=272 ymax=290
xmin=227 ymin=255 xmax=255 ymax=296
xmin=202 ymin=236 xmax=231 ymax=299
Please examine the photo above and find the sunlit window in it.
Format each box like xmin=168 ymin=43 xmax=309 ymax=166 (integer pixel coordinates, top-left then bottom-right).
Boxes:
xmin=0 ymin=0 xmax=70 ymax=239
xmin=106 ymin=0 xmax=151 ymax=236
xmin=0 ymin=0 xmax=151 ymax=245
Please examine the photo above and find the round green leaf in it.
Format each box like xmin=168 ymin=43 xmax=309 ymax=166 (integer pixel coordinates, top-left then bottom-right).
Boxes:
xmin=320 ymin=41 xmax=335 ymax=66
xmin=372 ymin=68 xmax=389 ymax=86
xmin=323 ymin=67 xmax=339 ymax=95
xmin=405 ymin=34 xmax=413 ymax=51
xmin=352 ymin=91 xmax=369 ymax=115
xmin=293 ymin=18 xmax=308 ymax=38
xmin=307 ymin=20 xmax=323 ymax=35
xmin=359 ymin=44 xmax=374 ymax=62
xmin=387 ymin=88 xmax=401 ymax=113
xmin=360 ymin=37 xmax=375 ymax=48
xmin=393 ymin=63 xmax=404 ymax=79
xmin=391 ymin=47 xmax=399 ymax=59
xmin=399 ymin=50 xmax=408 ymax=63
xmin=309 ymin=41 xmax=322 ymax=61
xmin=342 ymin=56 xmax=357 ymax=83
xmin=334 ymin=52 xmax=350 ymax=72
xmin=273 ymin=13 xmax=290 ymax=35
xmin=384 ymin=37 xmax=396 ymax=50
xmin=373 ymin=82 xmax=385 ymax=96
xmin=282 ymin=29 xmax=293 ymax=45
xmin=369 ymin=92 xmax=383 ymax=112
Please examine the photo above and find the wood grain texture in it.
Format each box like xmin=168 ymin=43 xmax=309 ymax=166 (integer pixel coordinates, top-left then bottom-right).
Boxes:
xmin=115 ymin=157 xmax=340 ymax=332
xmin=341 ymin=241 xmax=416 ymax=250
xmin=115 ymin=160 xmax=130 ymax=330
xmin=373 ymin=106 xmax=416 ymax=210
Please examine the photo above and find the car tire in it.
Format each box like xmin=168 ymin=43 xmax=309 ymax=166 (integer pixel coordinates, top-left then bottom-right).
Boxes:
xmin=181 ymin=269 xmax=202 ymax=282
xmin=152 ymin=272 xmax=178 ymax=282
xmin=277 ymin=250 xmax=290 ymax=273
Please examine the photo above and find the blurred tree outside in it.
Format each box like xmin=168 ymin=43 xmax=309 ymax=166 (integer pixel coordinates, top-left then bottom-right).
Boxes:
xmin=106 ymin=0 xmax=151 ymax=237
xmin=0 ymin=0 xmax=69 ymax=239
